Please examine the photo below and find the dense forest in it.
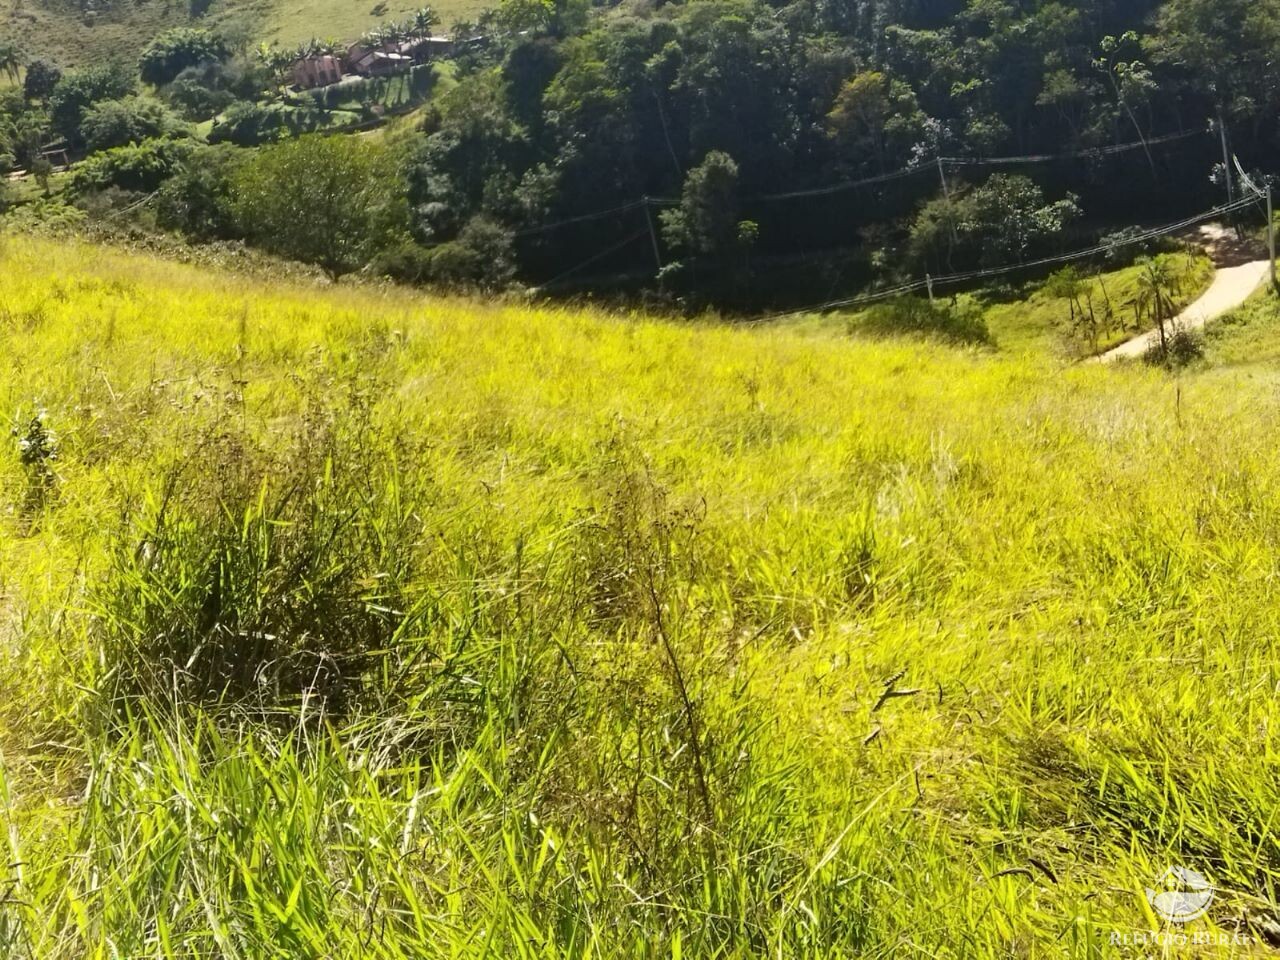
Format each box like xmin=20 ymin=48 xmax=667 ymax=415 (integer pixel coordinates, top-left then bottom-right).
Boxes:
xmin=3 ymin=0 xmax=1279 ymax=309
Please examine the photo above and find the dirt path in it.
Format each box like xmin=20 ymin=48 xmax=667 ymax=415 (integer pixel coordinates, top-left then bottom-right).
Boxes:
xmin=1098 ymin=259 xmax=1272 ymax=362
xmin=1099 ymin=224 xmax=1272 ymax=363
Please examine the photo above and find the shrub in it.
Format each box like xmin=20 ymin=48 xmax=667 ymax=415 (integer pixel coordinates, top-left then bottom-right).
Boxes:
xmin=207 ymin=100 xmax=293 ymax=146
xmin=854 ymin=296 xmax=990 ymax=345
xmin=155 ymin=144 xmax=243 ymax=239
xmin=368 ymin=238 xmax=437 ymax=283
xmin=10 ymin=407 xmax=58 ymax=521
xmin=81 ymin=96 xmax=184 ymax=153
xmin=0 ymin=197 xmax=87 ymax=231
xmin=422 ymin=217 xmax=517 ymax=291
xmin=69 ymin=138 xmax=193 ymax=194
xmin=1144 ymin=326 xmax=1205 ymax=369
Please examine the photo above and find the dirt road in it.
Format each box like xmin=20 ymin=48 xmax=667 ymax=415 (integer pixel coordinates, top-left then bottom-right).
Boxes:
xmin=1099 ymin=258 xmax=1272 ymax=362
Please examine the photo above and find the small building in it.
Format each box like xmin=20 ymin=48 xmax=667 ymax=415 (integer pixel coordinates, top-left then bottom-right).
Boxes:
xmin=351 ymin=48 xmax=412 ymax=76
xmin=291 ymin=55 xmax=343 ymax=90
xmin=393 ymin=36 xmax=455 ymax=61
xmin=38 ymin=140 xmax=70 ymax=169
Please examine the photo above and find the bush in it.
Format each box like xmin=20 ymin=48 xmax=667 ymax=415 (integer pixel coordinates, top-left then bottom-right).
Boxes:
xmin=0 ymin=197 xmax=87 ymax=232
xmin=427 ymin=217 xmax=517 ymax=290
xmin=69 ymin=138 xmax=193 ymax=194
xmin=155 ymin=144 xmax=244 ymax=239
xmin=854 ymin=296 xmax=990 ymax=345
xmin=208 ymin=100 xmax=295 ymax=146
xmin=371 ymin=219 xmax=518 ymax=291
xmin=1144 ymin=326 xmax=1205 ymax=369
xmin=81 ymin=96 xmax=184 ymax=153
xmin=368 ymin=239 xmax=437 ymax=283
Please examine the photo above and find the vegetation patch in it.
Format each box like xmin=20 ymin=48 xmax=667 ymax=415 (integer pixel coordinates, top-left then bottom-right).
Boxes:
xmin=0 ymin=238 xmax=1279 ymax=955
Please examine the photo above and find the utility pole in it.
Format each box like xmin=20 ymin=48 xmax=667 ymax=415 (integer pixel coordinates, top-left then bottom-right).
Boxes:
xmin=1217 ymin=108 xmax=1234 ymax=205
xmin=936 ymin=154 xmax=952 ymax=205
xmin=642 ymin=197 xmax=663 ymax=275
xmin=1269 ymin=184 xmax=1277 ymax=293
xmin=937 ymin=154 xmax=958 ymax=263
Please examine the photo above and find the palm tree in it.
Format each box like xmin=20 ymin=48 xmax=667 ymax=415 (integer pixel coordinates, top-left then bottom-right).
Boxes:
xmin=411 ymin=7 xmax=439 ymax=39
xmin=1136 ymin=256 xmax=1177 ymax=355
xmin=0 ymin=43 xmax=21 ymax=85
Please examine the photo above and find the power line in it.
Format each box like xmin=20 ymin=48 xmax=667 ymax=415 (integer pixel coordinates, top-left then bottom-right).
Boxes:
xmin=939 ymin=129 xmax=1203 ymax=167
xmin=758 ymin=130 xmax=1207 ymax=203
xmin=516 ymin=130 xmax=1207 ymax=233
xmin=539 ymin=228 xmax=650 ymax=287
xmin=753 ymin=195 xmax=1259 ymax=323
xmin=757 ymin=165 xmax=925 ymax=202
xmin=515 ymin=199 xmax=658 ymax=238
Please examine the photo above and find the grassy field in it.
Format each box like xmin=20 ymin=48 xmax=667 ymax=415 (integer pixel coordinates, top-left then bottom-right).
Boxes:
xmin=213 ymin=0 xmax=489 ymax=52
xmin=0 ymin=0 xmax=487 ymax=71
xmin=3 ymin=236 xmax=1280 ymax=956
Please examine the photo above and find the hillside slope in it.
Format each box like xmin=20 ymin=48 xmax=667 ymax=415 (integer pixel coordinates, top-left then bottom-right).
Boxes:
xmin=0 ymin=0 xmax=487 ymax=70
xmin=3 ymin=237 xmax=1280 ymax=955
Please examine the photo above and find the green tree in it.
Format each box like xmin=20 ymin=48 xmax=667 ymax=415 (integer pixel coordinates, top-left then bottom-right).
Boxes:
xmin=1092 ymin=33 xmax=1157 ymax=169
xmin=963 ymin=174 xmax=1080 ymax=267
xmin=910 ymin=175 xmax=1081 ymax=274
xmin=49 ymin=63 xmax=135 ymax=144
xmin=497 ymin=0 xmax=588 ymax=39
xmin=660 ymin=150 xmax=755 ymax=259
xmin=826 ymin=71 xmax=925 ymax=173
xmin=1136 ymin=256 xmax=1178 ymax=355
xmin=659 ymin=150 xmax=758 ymax=300
xmin=22 ymin=60 xmax=61 ymax=101
xmin=139 ymin=29 xmax=231 ymax=87
xmin=230 ymin=135 xmax=408 ymax=278
xmin=7 ymin=110 xmax=51 ymax=167
xmin=0 ymin=42 xmax=20 ymax=84
xmin=81 ymin=96 xmax=182 ymax=153
xmin=155 ymin=144 xmax=244 ymax=239
xmin=1151 ymin=0 xmax=1280 ymax=122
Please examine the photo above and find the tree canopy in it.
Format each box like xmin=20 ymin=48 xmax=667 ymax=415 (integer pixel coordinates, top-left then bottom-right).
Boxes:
xmin=230 ymin=135 xmax=408 ymax=278
xmin=8 ymin=0 xmax=1280 ymax=307
xmin=139 ymin=29 xmax=231 ymax=88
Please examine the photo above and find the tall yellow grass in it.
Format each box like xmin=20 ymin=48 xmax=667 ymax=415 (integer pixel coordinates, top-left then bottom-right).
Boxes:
xmin=2 ymin=236 xmax=1279 ymax=956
